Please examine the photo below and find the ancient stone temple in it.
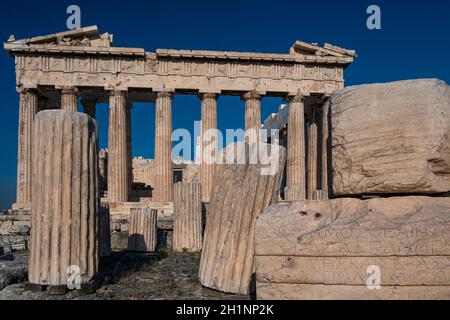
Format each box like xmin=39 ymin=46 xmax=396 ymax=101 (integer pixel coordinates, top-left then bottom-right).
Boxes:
xmin=6 ymin=25 xmax=449 ymax=302
xmin=4 ymin=26 xmax=355 ymax=213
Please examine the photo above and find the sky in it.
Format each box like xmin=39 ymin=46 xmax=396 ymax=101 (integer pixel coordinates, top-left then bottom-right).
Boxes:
xmin=0 ymin=0 xmax=449 ymax=210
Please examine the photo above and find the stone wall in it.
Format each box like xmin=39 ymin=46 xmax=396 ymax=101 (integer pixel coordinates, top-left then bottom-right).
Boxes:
xmin=133 ymin=158 xmax=156 ymax=188
xmin=0 ymin=210 xmax=30 ymax=251
xmin=254 ymin=78 xmax=450 ymax=300
xmin=133 ymin=158 xmax=199 ymax=185
xmin=256 ymin=197 xmax=450 ymax=300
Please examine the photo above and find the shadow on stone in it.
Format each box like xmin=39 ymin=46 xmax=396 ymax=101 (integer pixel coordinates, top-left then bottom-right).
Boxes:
xmin=127 ymin=234 xmax=147 ymax=252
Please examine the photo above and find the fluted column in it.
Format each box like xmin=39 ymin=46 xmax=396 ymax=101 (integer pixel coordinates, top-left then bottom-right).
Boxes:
xmin=154 ymin=92 xmax=173 ymax=202
xmin=29 ymin=110 xmax=99 ymax=286
xmin=60 ymin=87 xmax=78 ymax=112
xmin=321 ymin=96 xmax=330 ymax=199
xmin=200 ymin=93 xmax=218 ymax=203
xmin=173 ymin=182 xmax=203 ymax=252
xmin=126 ymin=103 xmax=133 ymax=197
xmin=285 ymin=95 xmax=306 ymax=201
xmin=242 ymin=91 xmax=262 ymax=142
xmin=14 ymin=88 xmax=38 ymax=209
xmin=81 ymin=98 xmax=96 ymax=119
xmin=199 ymin=142 xmax=287 ymax=295
xmin=108 ymin=91 xmax=129 ymax=203
xmin=128 ymin=208 xmax=157 ymax=252
xmin=307 ymin=113 xmax=319 ymax=200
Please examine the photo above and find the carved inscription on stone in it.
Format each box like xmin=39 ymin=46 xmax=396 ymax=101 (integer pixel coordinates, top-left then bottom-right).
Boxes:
xmin=255 ymin=197 xmax=450 ymax=300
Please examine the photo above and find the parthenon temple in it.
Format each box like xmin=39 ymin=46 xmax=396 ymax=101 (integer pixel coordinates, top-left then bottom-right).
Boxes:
xmin=3 ymin=24 xmax=450 ymax=301
xmin=5 ymin=25 xmax=355 ymax=213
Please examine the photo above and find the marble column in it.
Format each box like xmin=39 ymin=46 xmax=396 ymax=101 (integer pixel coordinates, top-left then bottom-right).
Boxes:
xmin=173 ymin=182 xmax=203 ymax=252
xmin=154 ymin=92 xmax=173 ymax=202
xmin=126 ymin=103 xmax=133 ymax=198
xmin=242 ymin=91 xmax=262 ymax=143
xmin=108 ymin=91 xmax=129 ymax=203
xmin=60 ymin=87 xmax=78 ymax=112
xmin=29 ymin=110 xmax=99 ymax=286
xmin=81 ymin=99 xmax=96 ymax=119
xmin=307 ymin=112 xmax=319 ymax=200
xmin=200 ymin=93 xmax=218 ymax=203
xmin=14 ymin=88 xmax=38 ymax=209
xmin=321 ymin=97 xmax=330 ymax=199
xmin=127 ymin=208 xmax=157 ymax=252
xmin=285 ymin=95 xmax=306 ymax=201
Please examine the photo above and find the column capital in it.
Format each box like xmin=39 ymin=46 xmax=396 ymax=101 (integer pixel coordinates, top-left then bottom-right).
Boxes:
xmin=58 ymin=86 xmax=79 ymax=95
xmin=285 ymin=94 xmax=307 ymax=104
xmin=16 ymin=86 xmax=37 ymax=94
xmin=242 ymin=91 xmax=263 ymax=101
xmin=109 ymin=89 xmax=127 ymax=98
xmin=199 ymin=93 xmax=219 ymax=100
xmin=155 ymin=91 xmax=174 ymax=99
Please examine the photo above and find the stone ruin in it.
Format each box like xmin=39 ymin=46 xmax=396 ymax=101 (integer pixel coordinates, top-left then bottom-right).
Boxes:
xmin=1 ymin=25 xmax=449 ymax=300
xmin=199 ymin=142 xmax=286 ymax=295
xmin=29 ymin=110 xmax=99 ymax=289
xmin=256 ymin=79 xmax=450 ymax=300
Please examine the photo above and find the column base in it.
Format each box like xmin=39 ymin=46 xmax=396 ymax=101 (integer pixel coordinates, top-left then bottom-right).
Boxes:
xmin=284 ymin=187 xmax=305 ymax=201
xmin=12 ymin=203 xmax=31 ymax=211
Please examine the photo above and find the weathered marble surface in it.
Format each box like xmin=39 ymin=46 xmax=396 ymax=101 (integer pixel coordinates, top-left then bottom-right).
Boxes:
xmin=200 ymin=93 xmax=218 ymax=203
xmin=173 ymin=182 xmax=203 ymax=253
xmin=29 ymin=110 xmax=99 ymax=286
xmin=255 ymin=196 xmax=450 ymax=300
xmin=199 ymin=143 xmax=286 ymax=295
xmin=154 ymin=92 xmax=173 ymax=202
xmin=5 ymin=26 xmax=354 ymax=98
xmin=127 ymin=208 xmax=157 ymax=252
xmin=331 ymin=79 xmax=450 ymax=196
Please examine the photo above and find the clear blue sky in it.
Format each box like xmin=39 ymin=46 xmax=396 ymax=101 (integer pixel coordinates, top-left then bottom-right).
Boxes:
xmin=0 ymin=0 xmax=449 ymax=209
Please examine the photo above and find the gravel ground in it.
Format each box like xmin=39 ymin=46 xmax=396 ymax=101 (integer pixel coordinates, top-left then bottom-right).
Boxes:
xmin=0 ymin=250 xmax=250 ymax=300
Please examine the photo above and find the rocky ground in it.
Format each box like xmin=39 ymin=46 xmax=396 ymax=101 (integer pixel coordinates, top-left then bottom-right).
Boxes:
xmin=0 ymin=249 xmax=250 ymax=300
xmin=0 ymin=252 xmax=28 ymax=292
